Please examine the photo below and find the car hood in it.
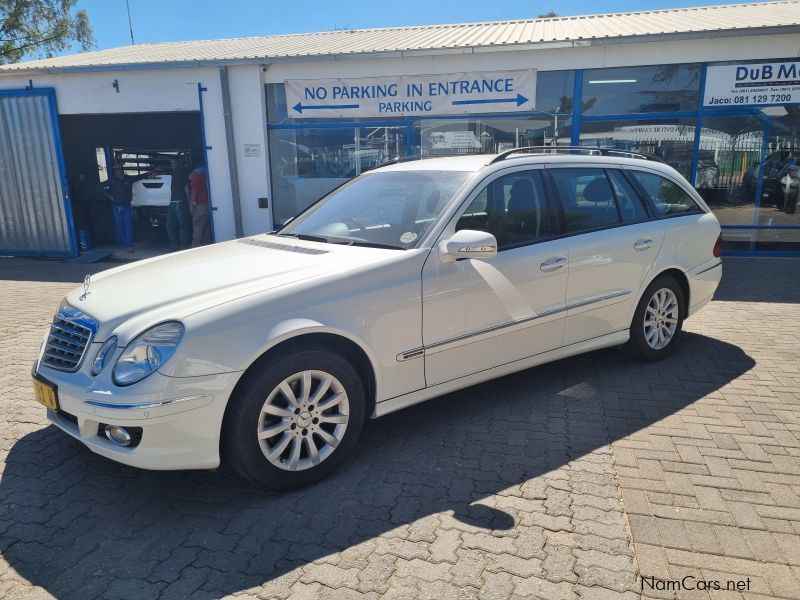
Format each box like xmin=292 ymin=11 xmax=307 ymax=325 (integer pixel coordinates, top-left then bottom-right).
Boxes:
xmin=65 ymin=235 xmax=398 ymax=342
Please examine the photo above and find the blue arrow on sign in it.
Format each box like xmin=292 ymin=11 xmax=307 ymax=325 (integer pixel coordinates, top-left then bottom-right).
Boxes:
xmin=293 ymin=102 xmax=360 ymax=114
xmin=452 ymin=94 xmax=529 ymax=107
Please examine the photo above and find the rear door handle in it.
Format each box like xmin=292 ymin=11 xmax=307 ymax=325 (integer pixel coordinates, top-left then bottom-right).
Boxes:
xmin=540 ymin=256 xmax=567 ymax=272
xmin=634 ymin=239 xmax=654 ymax=251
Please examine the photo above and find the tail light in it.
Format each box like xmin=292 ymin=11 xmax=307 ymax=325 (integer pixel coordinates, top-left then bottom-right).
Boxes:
xmin=713 ymin=233 xmax=722 ymax=258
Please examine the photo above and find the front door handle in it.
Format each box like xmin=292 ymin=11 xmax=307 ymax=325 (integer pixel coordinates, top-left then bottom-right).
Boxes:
xmin=634 ymin=239 xmax=654 ymax=251
xmin=540 ymin=256 xmax=567 ymax=272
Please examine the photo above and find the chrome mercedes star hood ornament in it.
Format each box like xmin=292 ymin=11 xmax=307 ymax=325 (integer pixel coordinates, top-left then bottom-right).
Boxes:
xmin=80 ymin=274 xmax=91 ymax=301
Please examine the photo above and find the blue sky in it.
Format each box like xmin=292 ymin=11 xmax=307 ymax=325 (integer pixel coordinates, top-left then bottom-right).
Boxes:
xmin=79 ymin=0 xmax=753 ymax=49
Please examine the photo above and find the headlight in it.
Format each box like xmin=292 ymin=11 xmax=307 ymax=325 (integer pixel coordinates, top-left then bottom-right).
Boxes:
xmin=113 ymin=322 xmax=184 ymax=386
xmin=92 ymin=336 xmax=118 ymax=376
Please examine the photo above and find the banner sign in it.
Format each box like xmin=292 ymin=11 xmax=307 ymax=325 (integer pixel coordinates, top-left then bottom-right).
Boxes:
xmin=704 ymin=61 xmax=800 ymax=107
xmin=285 ymin=70 xmax=536 ymax=119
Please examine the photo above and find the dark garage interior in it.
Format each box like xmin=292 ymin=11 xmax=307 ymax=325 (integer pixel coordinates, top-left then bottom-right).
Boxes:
xmin=59 ymin=112 xmax=203 ymax=259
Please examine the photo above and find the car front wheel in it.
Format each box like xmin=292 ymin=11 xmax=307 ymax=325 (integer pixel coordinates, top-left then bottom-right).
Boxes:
xmin=223 ymin=347 xmax=366 ymax=490
xmin=628 ymin=275 xmax=685 ymax=361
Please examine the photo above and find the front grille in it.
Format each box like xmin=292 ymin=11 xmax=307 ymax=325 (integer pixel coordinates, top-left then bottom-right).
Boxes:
xmin=42 ymin=305 xmax=97 ymax=372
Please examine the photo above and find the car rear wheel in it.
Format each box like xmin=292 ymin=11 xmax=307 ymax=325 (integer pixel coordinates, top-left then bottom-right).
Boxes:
xmin=223 ymin=347 xmax=366 ymax=490
xmin=628 ymin=275 xmax=685 ymax=361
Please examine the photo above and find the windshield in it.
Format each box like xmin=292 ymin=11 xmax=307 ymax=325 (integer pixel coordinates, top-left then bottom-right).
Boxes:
xmin=276 ymin=170 xmax=471 ymax=249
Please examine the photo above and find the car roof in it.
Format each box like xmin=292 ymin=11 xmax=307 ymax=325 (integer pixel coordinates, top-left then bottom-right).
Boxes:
xmin=373 ymin=152 xmax=674 ymax=175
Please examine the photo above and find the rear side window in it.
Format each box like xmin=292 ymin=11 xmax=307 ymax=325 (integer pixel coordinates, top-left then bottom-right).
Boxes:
xmin=607 ymin=169 xmax=649 ymax=222
xmin=549 ymin=168 xmax=621 ymax=233
xmin=630 ymin=171 xmax=703 ymax=216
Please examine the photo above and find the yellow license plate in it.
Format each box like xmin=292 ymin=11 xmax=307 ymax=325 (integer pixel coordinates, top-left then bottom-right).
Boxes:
xmin=32 ymin=378 xmax=59 ymax=411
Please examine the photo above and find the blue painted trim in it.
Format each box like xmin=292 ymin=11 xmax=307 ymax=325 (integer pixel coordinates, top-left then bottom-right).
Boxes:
xmin=570 ymin=69 xmax=583 ymax=146
xmin=45 ymin=88 xmax=78 ymax=258
xmin=580 ymin=111 xmax=698 ymax=122
xmin=267 ymin=110 xmax=571 ymax=130
xmin=690 ymin=64 xmax=708 ymax=187
xmin=0 ymin=87 xmax=78 ymax=258
xmin=197 ymin=83 xmax=215 ymax=243
xmin=723 ymin=250 xmax=800 ymax=257
xmin=722 ymin=225 xmax=800 ymax=230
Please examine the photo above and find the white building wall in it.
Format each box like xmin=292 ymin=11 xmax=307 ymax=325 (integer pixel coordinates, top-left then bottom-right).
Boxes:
xmin=226 ymin=65 xmax=272 ymax=236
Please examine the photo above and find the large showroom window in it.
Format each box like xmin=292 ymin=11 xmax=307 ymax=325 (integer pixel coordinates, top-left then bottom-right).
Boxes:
xmin=578 ymin=118 xmax=698 ymax=179
xmin=266 ymin=60 xmax=800 ymax=254
xmin=581 ymin=64 xmax=702 ymax=115
xmin=269 ymin=126 xmax=408 ymax=225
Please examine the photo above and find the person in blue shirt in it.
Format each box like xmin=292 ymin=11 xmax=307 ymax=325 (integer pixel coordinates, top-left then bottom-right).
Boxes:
xmin=98 ymin=166 xmax=153 ymax=252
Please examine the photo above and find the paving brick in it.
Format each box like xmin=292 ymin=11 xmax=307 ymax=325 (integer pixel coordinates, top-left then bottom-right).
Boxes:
xmin=1 ymin=257 xmax=799 ymax=600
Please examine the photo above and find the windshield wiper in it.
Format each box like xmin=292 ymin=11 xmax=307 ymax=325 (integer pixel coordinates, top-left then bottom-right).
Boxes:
xmin=331 ymin=239 xmax=404 ymax=250
xmin=274 ymin=232 xmax=330 ymax=243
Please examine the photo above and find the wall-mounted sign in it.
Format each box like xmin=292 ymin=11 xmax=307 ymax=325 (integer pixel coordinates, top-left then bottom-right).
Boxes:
xmin=243 ymin=143 xmax=261 ymax=158
xmin=284 ymin=70 xmax=537 ymax=119
xmin=704 ymin=61 xmax=800 ymax=107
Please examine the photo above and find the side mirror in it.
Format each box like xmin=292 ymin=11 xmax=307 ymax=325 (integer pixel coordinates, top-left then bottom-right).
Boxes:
xmin=439 ymin=229 xmax=497 ymax=263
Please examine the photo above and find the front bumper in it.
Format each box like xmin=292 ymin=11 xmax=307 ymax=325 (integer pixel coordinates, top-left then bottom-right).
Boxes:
xmin=37 ymin=367 xmax=241 ymax=470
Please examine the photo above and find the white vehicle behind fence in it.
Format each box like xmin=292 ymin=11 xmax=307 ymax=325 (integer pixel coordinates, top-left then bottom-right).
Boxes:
xmin=33 ymin=147 xmax=722 ymax=489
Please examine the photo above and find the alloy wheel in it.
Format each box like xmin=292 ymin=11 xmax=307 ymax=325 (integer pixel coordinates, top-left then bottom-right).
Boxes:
xmin=643 ymin=287 xmax=679 ymax=351
xmin=257 ymin=370 xmax=349 ymax=471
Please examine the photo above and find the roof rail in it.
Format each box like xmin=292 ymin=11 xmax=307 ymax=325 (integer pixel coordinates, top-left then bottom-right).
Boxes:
xmin=488 ymin=146 xmax=665 ymax=165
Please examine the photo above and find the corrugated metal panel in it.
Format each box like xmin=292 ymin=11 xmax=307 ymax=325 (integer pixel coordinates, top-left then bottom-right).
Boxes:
xmin=0 ymin=1 xmax=797 ymax=71
xmin=0 ymin=93 xmax=72 ymax=255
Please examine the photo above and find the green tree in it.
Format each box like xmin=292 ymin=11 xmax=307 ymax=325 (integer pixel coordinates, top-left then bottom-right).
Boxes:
xmin=538 ymin=11 xmax=558 ymax=18
xmin=0 ymin=0 xmax=94 ymax=65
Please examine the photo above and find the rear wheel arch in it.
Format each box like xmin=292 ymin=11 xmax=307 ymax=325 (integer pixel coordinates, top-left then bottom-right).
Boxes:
xmin=640 ymin=267 xmax=689 ymax=315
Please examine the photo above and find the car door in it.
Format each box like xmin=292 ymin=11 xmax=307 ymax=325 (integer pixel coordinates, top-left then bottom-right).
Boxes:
xmin=546 ymin=166 xmax=665 ymax=346
xmin=421 ymin=167 xmax=569 ymax=387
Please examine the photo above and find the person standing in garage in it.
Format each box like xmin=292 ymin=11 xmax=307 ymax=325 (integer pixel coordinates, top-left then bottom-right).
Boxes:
xmin=189 ymin=163 xmax=210 ymax=246
xmin=99 ymin=166 xmax=152 ymax=253
xmin=166 ymin=158 xmax=192 ymax=251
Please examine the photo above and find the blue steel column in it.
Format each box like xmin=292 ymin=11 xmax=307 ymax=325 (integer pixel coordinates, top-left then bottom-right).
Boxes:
xmin=570 ymin=70 xmax=583 ymax=146
xmin=197 ymin=83 xmax=216 ymax=243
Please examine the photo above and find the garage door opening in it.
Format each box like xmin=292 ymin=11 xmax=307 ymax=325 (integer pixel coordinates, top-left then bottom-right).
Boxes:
xmin=60 ymin=112 xmax=206 ymax=261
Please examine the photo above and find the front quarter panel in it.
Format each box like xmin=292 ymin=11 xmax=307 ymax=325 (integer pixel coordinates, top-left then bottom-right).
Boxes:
xmin=160 ymin=249 xmax=430 ymax=403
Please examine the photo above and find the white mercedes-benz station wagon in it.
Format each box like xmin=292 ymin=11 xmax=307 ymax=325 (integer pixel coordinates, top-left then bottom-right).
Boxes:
xmin=33 ymin=148 xmax=722 ymax=489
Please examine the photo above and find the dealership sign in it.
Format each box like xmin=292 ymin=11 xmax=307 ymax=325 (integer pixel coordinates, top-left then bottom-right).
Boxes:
xmin=284 ymin=70 xmax=537 ymax=118
xmin=704 ymin=61 xmax=800 ymax=107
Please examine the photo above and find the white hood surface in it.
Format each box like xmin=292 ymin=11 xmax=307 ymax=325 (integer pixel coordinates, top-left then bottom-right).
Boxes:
xmin=65 ymin=235 xmax=394 ymax=341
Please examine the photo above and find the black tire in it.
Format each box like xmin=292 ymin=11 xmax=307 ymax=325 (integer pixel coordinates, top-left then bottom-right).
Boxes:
xmin=628 ymin=274 xmax=685 ymax=361
xmin=222 ymin=346 xmax=366 ymax=490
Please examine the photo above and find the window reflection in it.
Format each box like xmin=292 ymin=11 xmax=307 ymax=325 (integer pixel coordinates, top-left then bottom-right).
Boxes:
xmin=582 ymin=64 xmax=702 ymax=115
xmin=417 ymin=115 xmax=570 ymax=156
xmin=269 ymin=126 xmax=407 ymax=225
xmin=578 ymin=118 xmax=697 ymax=179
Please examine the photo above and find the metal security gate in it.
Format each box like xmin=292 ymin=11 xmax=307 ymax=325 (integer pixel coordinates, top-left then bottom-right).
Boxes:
xmin=0 ymin=88 xmax=76 ymax=257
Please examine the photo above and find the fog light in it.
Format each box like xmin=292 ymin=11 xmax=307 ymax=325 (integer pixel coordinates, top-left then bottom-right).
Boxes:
xmin=104 ymin=425 xmax=132 ymax=447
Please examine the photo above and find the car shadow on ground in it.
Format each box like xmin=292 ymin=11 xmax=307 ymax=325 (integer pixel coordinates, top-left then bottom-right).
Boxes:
xmin=0 ymin=332 xmax=754 ymax=599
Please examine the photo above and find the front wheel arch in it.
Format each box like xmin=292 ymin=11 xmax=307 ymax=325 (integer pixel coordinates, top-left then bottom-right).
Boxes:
xmin=222 ymin=332 xmax=377 ymax=458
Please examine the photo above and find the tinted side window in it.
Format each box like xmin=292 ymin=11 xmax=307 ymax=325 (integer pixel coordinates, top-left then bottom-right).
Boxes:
xmin=456 ymin=170 xmax=553 ymax=250
xmin=607 ymin=169 xmax=649 ymax=222
xmin=631 ymin=171 xmax=703 ymax=216
xmin=550 ymin=168 xmax=621 ymax=233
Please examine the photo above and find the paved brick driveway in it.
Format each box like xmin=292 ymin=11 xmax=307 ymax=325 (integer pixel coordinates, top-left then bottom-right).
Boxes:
xmin=0 ymin=257 xmax=798 ymax=600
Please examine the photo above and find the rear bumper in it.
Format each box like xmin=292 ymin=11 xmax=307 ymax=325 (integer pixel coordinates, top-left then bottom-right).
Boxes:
xmin=38 ymin=369 xmax=241 ymax=470
xmin=687 ymin=259 xmax=722 ymax=316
